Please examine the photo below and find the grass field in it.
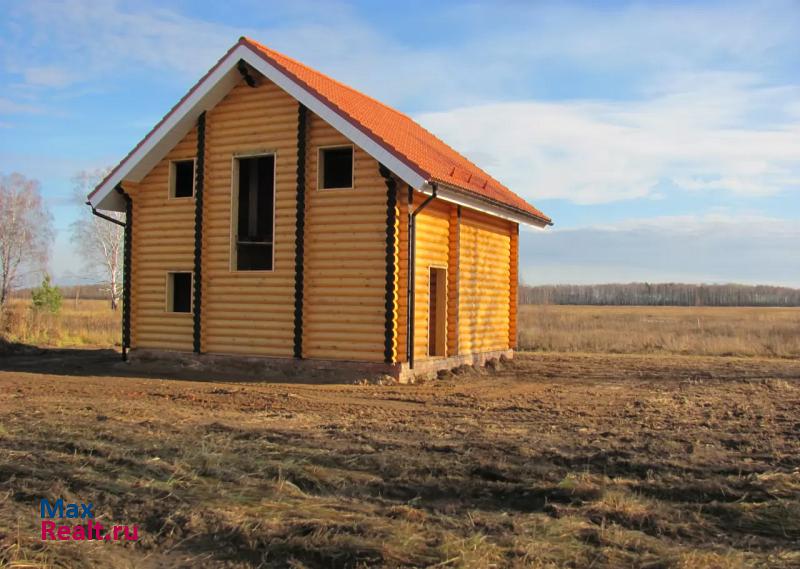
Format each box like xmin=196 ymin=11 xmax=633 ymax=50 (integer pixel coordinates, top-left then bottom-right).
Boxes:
xmin=0 ymin=299 xmax=119 ymax=349
xmin=518 ymin=305 xmax=800 ymax=358
xmin=2 ymin=300 xmax=799 ymax=359
xmin=1 ymin=303 xmax=798 ymax=567
xmin=0 ymin=350 xmax=798 ymax=568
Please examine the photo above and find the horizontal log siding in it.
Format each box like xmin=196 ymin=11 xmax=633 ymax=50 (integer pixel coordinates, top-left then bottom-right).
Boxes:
xmin=447 ymin=206 xmax=460 ymax=356
xmin=458 ymin=209 xmax=512 ymax=354
xmin=302 ymin=113 xmax=388 ymax=362
xmin=413 ymin=199 xmax=451 ymax=361
xmin=202 ymin=79 xmax=299 ymax=356
xmin=129 ymin=127 xmax=197 ymax=351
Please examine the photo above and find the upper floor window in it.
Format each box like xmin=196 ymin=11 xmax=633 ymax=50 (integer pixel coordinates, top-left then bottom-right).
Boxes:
xmin=170 ymin=159 xmax=195 ymax=198
xmin=232 ymin=154 xmax=275 ymax=271
xmin=319 ymin=146 xmax=353 ymax=190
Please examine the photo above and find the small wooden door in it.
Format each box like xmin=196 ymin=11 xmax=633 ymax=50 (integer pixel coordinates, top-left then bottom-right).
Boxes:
xmin=428 ymin=267 xmax=447 ymax=357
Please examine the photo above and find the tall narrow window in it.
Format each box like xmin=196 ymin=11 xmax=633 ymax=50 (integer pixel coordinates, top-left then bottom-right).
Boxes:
xmin=233 ymin=155 xmax=275 ymax=271
xmin=170 ymin=159 xmax=195 ymax=198
xmin=167 ymin=272 xmax=192 ymax=313
xmin=319 ymin=146 xmax=353 ymax=189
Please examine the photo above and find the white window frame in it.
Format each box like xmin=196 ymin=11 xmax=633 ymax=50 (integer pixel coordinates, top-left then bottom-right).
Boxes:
xmin=168 ymin=158 xmax=196 ymax=199
xmin=165 ymin=271 xmax=194 ymax=314
xmin=229 ymin=150 xmax=277 ymax=273
xmin=317 ymin=144 xmax=355 ymax=191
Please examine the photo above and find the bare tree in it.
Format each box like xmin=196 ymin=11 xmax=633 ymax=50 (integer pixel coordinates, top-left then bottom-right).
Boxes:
xmin=0 ymin=173 xmax=53 ymax=306
xmin=70 ymin=169 xmax=125 ymax=310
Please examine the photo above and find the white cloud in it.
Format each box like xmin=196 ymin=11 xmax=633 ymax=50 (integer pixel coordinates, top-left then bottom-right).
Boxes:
xmin=449 ymin=1 xmax=799 ymax=73
xmin=0 ymin=97 xmax=44 ymax=114
xmin=521 ymin=214 xmax=800 ymax=286
xmin=415 ymin=76 xmax=800 ymax=204
xmin=22 ymin=66 xmax=77 ymax=88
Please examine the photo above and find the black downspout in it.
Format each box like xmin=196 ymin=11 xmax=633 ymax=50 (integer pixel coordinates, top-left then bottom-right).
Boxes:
xmin=192 ymin=112 xmax=206 ymax=354
xmin=116 ymin=185 xmax=132 ymax=361
xmin=293 ymin=104 xmax=307 ymax=358
xmin=379 ymin=164 xmax=398 ymax=364
xmin=88 ymin=206 xmax=126 ymax=227
xmin=407 ymin=182 xmax=437 ymax=370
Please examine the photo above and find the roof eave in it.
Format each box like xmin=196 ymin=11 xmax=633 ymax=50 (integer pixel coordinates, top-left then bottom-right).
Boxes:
xmin=423 ymin=181 xmax=552 ymax=229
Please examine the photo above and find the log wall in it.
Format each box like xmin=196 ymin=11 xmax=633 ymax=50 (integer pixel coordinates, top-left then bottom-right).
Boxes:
xmin=458 ymin=209 xmax=513 ymax=354
xmin=129 ymin=128 xmax=197 ymax=351
xmin=201 ymin=79 xmax=299 ymax=356
xmin=301 ymin=113 xmax=389 ymax=362
xmin=412 ymin=199 xmax=451 ymax=361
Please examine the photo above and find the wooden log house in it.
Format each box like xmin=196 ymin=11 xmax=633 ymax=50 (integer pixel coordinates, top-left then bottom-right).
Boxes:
xmin=87 ymin=37 xmax=552 ymax=381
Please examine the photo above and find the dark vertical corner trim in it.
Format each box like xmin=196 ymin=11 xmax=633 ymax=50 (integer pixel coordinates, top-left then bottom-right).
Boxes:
xmin=454 ymin=205 xmax=461 ymax=355
xmin=116 ymin=185 xmax=132 ymax=361
xmin=406 ymin=186 xmax=413 ymax=363
xmin=192 ymin=112 xmax=206 ymax=353
xmin=379 ymin=164 xmax=398 ymax=364
xmin=293 ymin=104 xmax=307 ymax=358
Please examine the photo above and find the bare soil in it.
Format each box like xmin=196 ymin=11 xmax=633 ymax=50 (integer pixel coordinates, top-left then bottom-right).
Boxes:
xmin=1 ymin=349 xmax=799 ymax=568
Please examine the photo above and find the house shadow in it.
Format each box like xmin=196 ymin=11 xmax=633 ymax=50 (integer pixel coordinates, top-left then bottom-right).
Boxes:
xmin=0 ymin=342 xmax=319 ymax=385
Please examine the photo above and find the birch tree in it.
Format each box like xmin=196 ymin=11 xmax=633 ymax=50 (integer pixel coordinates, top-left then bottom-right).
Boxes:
xmin=70 ymin=169 xmax=125 ymax=310
xmin=0 ymin=173 xmax=53 ymax=306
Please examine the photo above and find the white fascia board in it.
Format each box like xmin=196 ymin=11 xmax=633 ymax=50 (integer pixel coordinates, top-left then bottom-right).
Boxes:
xmin=421 ymin=182 xmax=550 ymax=229
xmin=90 ymin=44 xmax=427 ymax=212
xmin=90 ymin=51 xmax=243 ymax=211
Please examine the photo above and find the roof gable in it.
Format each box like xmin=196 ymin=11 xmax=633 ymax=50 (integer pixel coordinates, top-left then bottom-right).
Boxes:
xmin=89 ymin=37 xmax=551 ymax=227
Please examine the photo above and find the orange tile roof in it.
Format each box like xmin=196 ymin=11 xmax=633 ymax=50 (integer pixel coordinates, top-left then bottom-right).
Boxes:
xmin=243 ymin=37 xmax=550 ymax=224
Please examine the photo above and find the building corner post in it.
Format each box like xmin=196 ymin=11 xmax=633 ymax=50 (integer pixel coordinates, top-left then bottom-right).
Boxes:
xmin=509 ymin=223 xmax=519 ymax=350
xmin=379 ymin=164 xmax=398 ymax=364
xmin=293 ymin=104 xmax=307 ymax=358
xmin=192 ymin=112 xmax=206 ymax=354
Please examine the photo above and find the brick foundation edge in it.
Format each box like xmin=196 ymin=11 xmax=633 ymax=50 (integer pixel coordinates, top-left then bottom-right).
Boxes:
xmin=127 ymin=349 xmax=514 ymax=384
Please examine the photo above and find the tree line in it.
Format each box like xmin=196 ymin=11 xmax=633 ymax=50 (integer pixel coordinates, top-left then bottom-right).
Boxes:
xmin=520 ymin=283 xmax=800 ymax=307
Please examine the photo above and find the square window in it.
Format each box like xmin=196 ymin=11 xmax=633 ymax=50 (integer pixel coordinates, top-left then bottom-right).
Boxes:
xmin=167 ymin=272 xmax=192 ymax=313
xmin=170 ymin=160 xmax=195 ymax=198
xmin=319 ymin=146 xmax=353 ymax=189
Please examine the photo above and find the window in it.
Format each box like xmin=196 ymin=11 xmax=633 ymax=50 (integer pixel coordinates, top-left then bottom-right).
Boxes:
xmin=428 ymin=267 xmax=447 ymax=357
xmin=319 ymin=146 xmax=353 ymax=189
xmin=170 ymin=159 xmax=195 ymax=198
xmin=233 ymin=155 xmax=275 ymax=271
xmin=167 ymin=272 xmax=192 ymax=313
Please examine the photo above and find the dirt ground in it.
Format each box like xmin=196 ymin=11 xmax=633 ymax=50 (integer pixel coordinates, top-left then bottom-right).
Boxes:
xmin=1 ymin=349 xmax=799 ymax=568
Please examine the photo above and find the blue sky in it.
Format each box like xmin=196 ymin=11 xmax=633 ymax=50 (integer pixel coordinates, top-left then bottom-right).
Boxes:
xmin=1 ymin=0 xmax=798 ymax=286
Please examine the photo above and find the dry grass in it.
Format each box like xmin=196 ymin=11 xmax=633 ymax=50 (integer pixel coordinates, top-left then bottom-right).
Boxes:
xmin=1 ymin=351 xmax=798 ymax=568
xmin=0 ymin=298 xmax=119 ymax=349
xmin=518 ymin=305 xmax=800 ymax=358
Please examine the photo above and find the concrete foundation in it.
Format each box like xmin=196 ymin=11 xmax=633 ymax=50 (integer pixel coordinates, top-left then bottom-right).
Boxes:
xmin=128 ymin=348 xmax=514 ymax=384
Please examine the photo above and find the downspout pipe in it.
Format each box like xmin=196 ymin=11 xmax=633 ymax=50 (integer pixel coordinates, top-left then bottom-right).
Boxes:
xmin=86 ymin=189 xmax=131 ymax=361
xmin=407 ymin=182 xmax=437 ymax=370
xmin=87 ymin=202 xmax=126 ymax=227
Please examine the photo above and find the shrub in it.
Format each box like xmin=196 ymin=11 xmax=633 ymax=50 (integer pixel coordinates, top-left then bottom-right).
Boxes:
xmin=31 ymin=276 xmax=62 ymax=314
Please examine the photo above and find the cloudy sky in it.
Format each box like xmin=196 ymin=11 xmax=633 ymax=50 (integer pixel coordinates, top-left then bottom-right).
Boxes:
xmin=1 ymin=0 xmax=798 ymax=286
